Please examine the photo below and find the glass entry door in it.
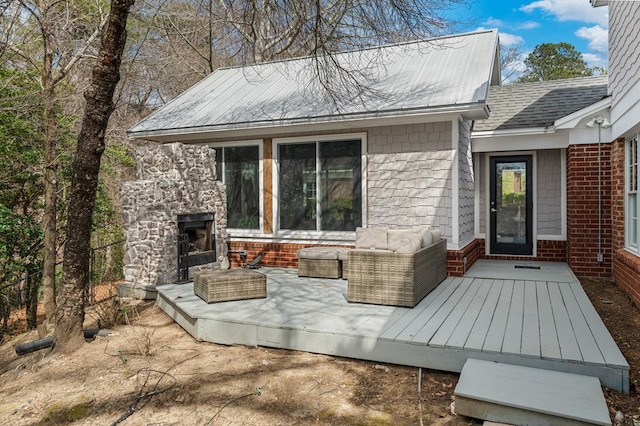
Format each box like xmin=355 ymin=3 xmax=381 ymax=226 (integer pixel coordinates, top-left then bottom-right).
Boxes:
xmin=489 ymin=155 xmax=533 ymax=255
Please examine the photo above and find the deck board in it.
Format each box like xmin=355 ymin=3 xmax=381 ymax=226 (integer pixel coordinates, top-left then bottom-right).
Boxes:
xmin=465 ymin=279 xmax=502 ymax=351
xmin=548 ymin=282 xmax=583 ymax=362
xmin=482 ymin=280 xmax=512 ymax=353
xmin=559 ymin=284 xmax=605 ymax=365
xmin=569 ymin=283 xmax=629 ymax=369
xmin=415 ymin=277 xmax=476 ymax=346
xmin=445 ymin=278 xmax=493 ymax=350
xmin=502 ymin=280 xmax=525 ymax=355
xmin=154 ymin=263 xmax=630 ymax=393
xmin=537 ymin=281 xmax=561 ymax=360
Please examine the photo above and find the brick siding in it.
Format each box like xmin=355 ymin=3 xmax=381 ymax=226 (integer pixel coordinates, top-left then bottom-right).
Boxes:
xmin=566 ymin=143 xmax=613 ymax=280
xmin=611 ymin=138 xmax=640 ymax=308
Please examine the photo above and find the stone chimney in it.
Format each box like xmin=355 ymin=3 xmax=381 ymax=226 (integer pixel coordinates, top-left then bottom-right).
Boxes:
xmin=121 ymin=143 xmax=228 ymax=287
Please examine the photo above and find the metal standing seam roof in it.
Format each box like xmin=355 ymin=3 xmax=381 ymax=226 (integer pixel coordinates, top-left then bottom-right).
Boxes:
xmin=128 ymin=30 xmax=500 ymax=139
xmin=472 ymin=75 xmax=609 ymax=132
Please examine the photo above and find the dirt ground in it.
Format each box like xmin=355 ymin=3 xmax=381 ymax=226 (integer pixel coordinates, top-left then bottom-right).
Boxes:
xmin=0 ymin=278 xmax=638 ymax=426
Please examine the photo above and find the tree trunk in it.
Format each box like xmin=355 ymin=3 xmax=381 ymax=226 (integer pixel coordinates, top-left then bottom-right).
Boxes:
xmin=42 ymin=16 xmax=58 ymax=323
xmin=42 ymin=91 xmax=58 ymax=323
xmin=53 ymin=0 xmax=135 ymax=354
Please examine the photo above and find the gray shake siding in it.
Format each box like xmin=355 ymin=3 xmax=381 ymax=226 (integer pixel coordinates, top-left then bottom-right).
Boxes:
xmin=458 ymin=120 xmax=475 ymax=246
xmin=609 ymin=1 xmax=640 ymax=105
xmin=536 ymin=149 xmax=562 ymax=236
xmin=367 ymin=122 xmax=453 ymax=239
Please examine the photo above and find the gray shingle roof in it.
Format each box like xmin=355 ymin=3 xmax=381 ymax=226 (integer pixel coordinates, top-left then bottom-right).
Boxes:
xmin=473 ymin=76 xmax=609 ymax=132
xmin=128 ymin=30 xmax=499 ymax=139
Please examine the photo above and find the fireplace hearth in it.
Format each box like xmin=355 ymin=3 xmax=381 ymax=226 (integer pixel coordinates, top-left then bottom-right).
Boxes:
xmin=121 ymin=143 xmax=228 ymax=287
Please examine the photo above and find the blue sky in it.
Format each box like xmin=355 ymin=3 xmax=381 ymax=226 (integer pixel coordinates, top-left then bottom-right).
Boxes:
xmin=454 ymin=0 xmax=609 ymax=76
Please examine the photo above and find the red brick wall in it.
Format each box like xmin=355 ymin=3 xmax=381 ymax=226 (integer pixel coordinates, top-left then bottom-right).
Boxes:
xmin=227 ymin=240 xmax=353 ymax=269
xmin=610 ymin=138 xmax=640 ymax=308
xmin=476 ymin=239 xmax=566 ymax=263
xmin=447 ymin=239 xmax=480 ymax=276
xmin=566 ymin=143 xmax=612 ymax=280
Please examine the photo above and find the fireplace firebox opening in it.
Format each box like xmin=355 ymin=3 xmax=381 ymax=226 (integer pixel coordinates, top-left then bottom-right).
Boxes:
xmin=177 ymin=213 xmax=216 ymax=281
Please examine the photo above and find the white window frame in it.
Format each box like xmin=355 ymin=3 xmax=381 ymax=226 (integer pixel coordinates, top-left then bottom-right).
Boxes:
xmin=210 ymin=141 xmax=263 ymax=236
xmin=626 ymin=134 xmax=639 ymax=254
xmin=273 ymin=133 xmax=367 ymax=239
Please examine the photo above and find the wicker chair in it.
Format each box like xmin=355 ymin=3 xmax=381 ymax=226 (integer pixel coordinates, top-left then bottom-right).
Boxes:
xmin=346 ymin=238 xmax=447 ymax=307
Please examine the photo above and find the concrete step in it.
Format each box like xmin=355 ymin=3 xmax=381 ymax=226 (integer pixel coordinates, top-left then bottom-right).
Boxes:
xmin=454 ymin=358 xmax=611 ymax=426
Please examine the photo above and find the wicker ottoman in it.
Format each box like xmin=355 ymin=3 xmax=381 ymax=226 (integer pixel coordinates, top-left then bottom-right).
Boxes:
xmin=297 ymin=247 xmax=341 ymax=279
xmin=194 ymin=268 xmax=266 ymax=303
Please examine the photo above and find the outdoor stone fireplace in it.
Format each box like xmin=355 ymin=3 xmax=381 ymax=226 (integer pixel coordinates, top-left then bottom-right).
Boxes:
xmin=121 ymin=143 xmax=229 ymax=288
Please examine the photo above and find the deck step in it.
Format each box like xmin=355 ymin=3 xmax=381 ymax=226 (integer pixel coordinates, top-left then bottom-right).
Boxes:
xmin=454 ymin=359 xmax=611 ymax=426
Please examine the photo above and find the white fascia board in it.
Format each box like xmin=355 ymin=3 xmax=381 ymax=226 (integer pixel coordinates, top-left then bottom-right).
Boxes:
xmin=127 ymin=104 xmax=489 ymax=143
xmin=554 ymin=97 xmax=612 ymax=129
xmin=471 ymin=130 xmax=568 ymax=152
xmin=591 ymin=0 xmax=609 ymax=7
xmin=610 ymin=77 xmax=640 ymax=139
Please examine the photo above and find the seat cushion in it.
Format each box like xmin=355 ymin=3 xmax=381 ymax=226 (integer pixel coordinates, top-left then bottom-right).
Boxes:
xmin=297 ymin=247 xmax=339 ymax=260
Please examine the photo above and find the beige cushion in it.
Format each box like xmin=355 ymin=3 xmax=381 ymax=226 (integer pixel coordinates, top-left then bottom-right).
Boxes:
xmin=336 ymin=248 xmax=350 ymax=261
xmin=396 ymin=234 xmax=422 ymax=254
xmin=430 ymin=229 xmax=442 ymax=242
xmin=297 ymin=247 xmax=338 ymax=260
xmin=355 ymin=227 xmax=388 ymax=250
xmin=421 ymin=230 xmax=433 ymax=247
xmin=348 ymin=248 xmax=394 ymax=256
xmin=387 ymin=229 xmax=417 ymax=251
xmin=413 ymin=227 xmax=431 ymax=247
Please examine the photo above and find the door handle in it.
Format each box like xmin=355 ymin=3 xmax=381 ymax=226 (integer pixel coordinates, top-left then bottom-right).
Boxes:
xmin=491 ymin=208 xmax=498 ymax=213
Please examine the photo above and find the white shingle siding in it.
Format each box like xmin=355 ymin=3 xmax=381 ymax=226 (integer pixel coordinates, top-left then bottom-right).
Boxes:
xmin=458 ymin=120 xmax=475 ymax=246
xmin=367 ymin=122 xmax=453 ymax=238
xmin=608 ymin=1 xmax=640 ymax=105
xmin=536 ymin=150 xmax=562 ymax=235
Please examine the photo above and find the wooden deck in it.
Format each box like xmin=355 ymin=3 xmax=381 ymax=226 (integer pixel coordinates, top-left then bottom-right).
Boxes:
xmin=155 ymin=261 xmax=630 ymax=393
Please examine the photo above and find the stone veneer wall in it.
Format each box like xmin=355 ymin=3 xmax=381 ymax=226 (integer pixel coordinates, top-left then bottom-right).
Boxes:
xmin=121 ymin=143 xmax=228 ymax=287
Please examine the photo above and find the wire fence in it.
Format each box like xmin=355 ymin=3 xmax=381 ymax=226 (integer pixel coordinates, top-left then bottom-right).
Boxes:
xmin=0 ymin=240 xmax=125 ymax=339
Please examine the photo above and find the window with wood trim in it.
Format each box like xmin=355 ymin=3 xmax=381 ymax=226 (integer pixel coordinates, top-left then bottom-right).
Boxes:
xmin=277 ymin=139 xmax=363 ymax=232
xmin=214 ymin=145 xmax=260 ymax=230
xmin=627 ymin=135 xmax=639 ymax=253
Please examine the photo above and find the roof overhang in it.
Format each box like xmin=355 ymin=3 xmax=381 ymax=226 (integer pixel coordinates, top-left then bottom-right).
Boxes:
xmin=128 ymin=102 xmax=490 ymax=143
xmin=471 ymin=96 xmax=612 ymax=152
xmin=591 ymin=0 xmax=609 ymax=7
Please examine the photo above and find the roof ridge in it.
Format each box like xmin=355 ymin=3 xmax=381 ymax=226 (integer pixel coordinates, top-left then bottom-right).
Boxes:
xmin=214 ymin=29 xmax=499 ymax=72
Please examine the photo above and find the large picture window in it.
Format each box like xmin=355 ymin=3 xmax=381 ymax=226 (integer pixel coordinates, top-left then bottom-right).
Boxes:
xmin=628 ymin=136 xmax=639 ymax=253
xmin=214 ymin=145 xmax=260 ymax=230
xmin=278 ymin=139 xmax=362 ymax=232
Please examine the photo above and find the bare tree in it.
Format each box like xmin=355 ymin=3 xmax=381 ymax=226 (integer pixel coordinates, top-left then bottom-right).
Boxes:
xmin=500 ymin=43 xmax=525 ymax=84
xmin=54 ymin=0 xmax=135 ymax=354
xmin=123 ymin=0 xmax=471 ymax=115
xmin=1 ymin=0 xmax=107 ymax=322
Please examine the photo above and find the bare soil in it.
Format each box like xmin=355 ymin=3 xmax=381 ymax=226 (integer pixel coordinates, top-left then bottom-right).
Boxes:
xmin=0 ymin=278 xmax=638 ymax=426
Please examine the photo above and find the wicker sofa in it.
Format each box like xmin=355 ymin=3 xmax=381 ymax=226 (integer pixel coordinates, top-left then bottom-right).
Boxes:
xmin=346 ymin=227 xmax=447 ymax=307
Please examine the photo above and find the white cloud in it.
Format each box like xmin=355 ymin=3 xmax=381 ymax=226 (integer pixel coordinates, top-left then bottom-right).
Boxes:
xmin=500 ymin=32 xmax=526 ymax=47
xmin=483 ymin=17 xmax=505 ymax=27
xmin=477 ymin=26 xmax=524 ymax=46
xmin=583 ymin=52 xmax=607 ymax=70
xmin=576 ymin=25 xmax=609 ymax=53
xmin=516 ymin=21 xmax=541 ymax=30
xmin=520 ymin=0 xmax=608 ymax=27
